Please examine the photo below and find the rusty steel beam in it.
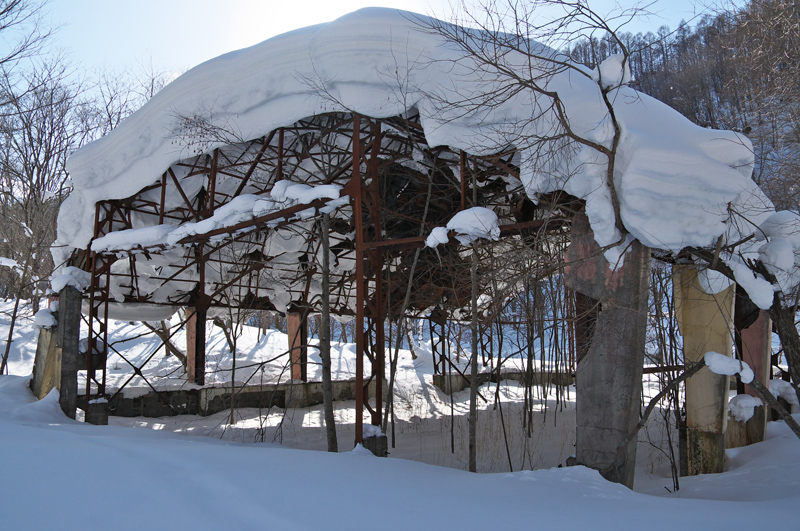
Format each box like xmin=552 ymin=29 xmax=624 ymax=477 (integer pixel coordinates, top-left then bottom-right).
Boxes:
xmin=352 ymin=114 xmax=366 ymax=444
xmin=169 ymin=168 xmax=201 ymax=222
xmin=232 ymin=132 xmax=276 ymax=198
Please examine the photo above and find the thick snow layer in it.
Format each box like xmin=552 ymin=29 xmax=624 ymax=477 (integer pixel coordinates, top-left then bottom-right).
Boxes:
xmin=759 ymin=238 xmax=795 ymax=272
xmin=425 ymin=226 xmax=450 ymax=248
xmin=770 ymin=379 xmax=800 ymax=407
xmin=728 ymin=394 xmax=763 ymax=422
xmin=722 ymin=253 xmax=775 ymax=310
xmin=592 ymin=54 xmax=631 ymax=90
xmin=33 ymin=308 xmax=56 ymax=329
xmin=697 ymin=268 xmax=733 ymax=295
xmin=758 ymin=211 xmax=800 ymax=246
xmin=445 ymin=207 xmax=500 ymax=246
xmin=58 ymin=7 xmax=768 ymax=273
xmin=704 ymin=351 xmax=754 ymax=384
xmin=1 ymin=372 xmax=800 ymax=528
xmin=0 ymin=256 xmax=20 ymax=270
xmin=91 ymin=184 xmax=342 ymax=253
xmin=49 ymin=266 xmax=92 ymax=293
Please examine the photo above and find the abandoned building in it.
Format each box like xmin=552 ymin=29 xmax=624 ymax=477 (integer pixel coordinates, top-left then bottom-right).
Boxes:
xmin=31 ymin=8 xmax=782 ymax=488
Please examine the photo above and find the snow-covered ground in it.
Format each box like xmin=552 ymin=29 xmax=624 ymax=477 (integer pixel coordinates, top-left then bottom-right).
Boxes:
xmin=1 ymin=300 xmax=799 ymax=528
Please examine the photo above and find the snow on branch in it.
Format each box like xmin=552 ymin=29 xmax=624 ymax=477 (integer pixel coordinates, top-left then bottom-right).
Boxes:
xmin=425 ymin=207 xmax=500 ymax=248
xmin=704 ymin=351 xmax=754 ymax=384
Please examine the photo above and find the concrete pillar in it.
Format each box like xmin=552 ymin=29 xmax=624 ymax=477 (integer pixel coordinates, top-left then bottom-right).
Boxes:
xmin=362 ymin=435 xmax=388 ymax=457
xmin=30 ymin=325 xmax=60 ymax=399
xmin=85 ymin=400 xmax=109 ymax=425
xmin=566 ymin=213 xmax=651 ymax=488
xmin=675 ymin=266 xmax=734 ymax=475
xmin=186 ymin=306 xmax=206 ymax=385
xmin=57 ymin=285 xmax=81 ymax=419
xmin=287 ymin=309 xmax=307 ymax=382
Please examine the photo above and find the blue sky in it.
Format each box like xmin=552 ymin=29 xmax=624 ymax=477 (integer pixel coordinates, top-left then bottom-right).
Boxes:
xmin=46 ymin=0 xmax=712 ymax=75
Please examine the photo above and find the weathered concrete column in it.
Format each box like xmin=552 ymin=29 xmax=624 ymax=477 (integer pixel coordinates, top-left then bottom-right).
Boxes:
xmin=675 ymin=266 xmax=734 ymax=475
xmin=57 ymin=285 xmax=82 ymax=419
xmin=31 ymin=324 xmax=60 ymax=400
xmin=287 ymin=308 xmax=308 ymax=382
xmin=566 ymin=213 xmax=651 ymax=488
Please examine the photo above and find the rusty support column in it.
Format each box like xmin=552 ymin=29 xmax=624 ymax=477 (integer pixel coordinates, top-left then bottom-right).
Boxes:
xmin=186 ymin=305 xmax=207 ymax=385
xmin=353 ymin=114 xmax=366 ymax=445
xmin=287 ymin=308 xmax=308 ymax=382
xmin=186 ymin=307 xmax=197 ymax=380
xmin=460 ymin=150 xmax=467 ymax=211
xmin=85 ymin=250 xmax=110 ymax=425
xmin=366 ymin=119 xmax=384 ymax=430
xmin=187 ymin=243 xmax=208 ymax=386
xmin=350 ymin=114 xmax=386 ymax=454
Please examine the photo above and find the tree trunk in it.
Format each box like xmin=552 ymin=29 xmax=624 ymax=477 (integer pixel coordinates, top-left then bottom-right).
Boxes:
xmin=0 ymin=296 xmax=20 ymax=374
xmin=142 ymin=321 xmax=188 ymax=370
xmin=320 ymin=213 xmax=338 ymax=452
xmin=469 ymin=245 xmax=479 ymax=472
xmin=769 ymin=302 xmax=800 ymax=406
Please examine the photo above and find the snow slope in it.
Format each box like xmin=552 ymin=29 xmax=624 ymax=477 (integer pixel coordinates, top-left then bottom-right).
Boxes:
xmin=1 ymin=374 xmax=798 ymax=530
xmin=2 ymin=300 xmax=800 ymax=528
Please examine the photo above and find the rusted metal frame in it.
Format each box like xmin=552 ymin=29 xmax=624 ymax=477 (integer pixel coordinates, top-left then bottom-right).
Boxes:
xmin=479 ymin=319 xmax=493 ymax=367
xmin=140 ymin=238 xmax=239 ymax=290
xmin=477 ymin=151 xmax=520 ymax=179
xmin=460 ymin=150 xmax=468 ymax=211
xmin=86 ymin=252 xmax=111 ymax=400
xmin=104 ymin=199 xmax=135 ymax=231
xmin=275 ymin=127 xmax=284 ymax=182
xmin=280 ymin=116 xmax=375 ymax=185
xmin=158 ymin=172 xmax=167 ymax=225
xmin=365 ymin=119 xmax=385 ymax=427
xmin=168 ymin=168 xmax=201 ymax=222
xmin=287 ymin=114 xmax=356 ymax=151
xmin=85 ymin=202 xmax=112 ymax=400
xmin=206 ymin=261 xmax=264 ymax=302
xmin=190 ymin=242 xmax=209 ymax=385
xmin=94 ymin=201 xmax=117 ymax=238
xmin=300 ymin=121 xmax=359 ymax=183
xmin=352 ymin=114 xmax=367 ymax=443
xmin=176 ymin=197 xmax=333 ymax=244
xmin=385 ymin=114 xmax=424 ymax=132
xmin=104 ymin=336 xmax=178 ymax=406
xmin=353 ymin=218 xmax=568 ymax=254
xmin=128 ymin=254 xmax=142 ymax=302
xmin=231 ymin=132 xmax=276 ymax=198
xmin=207 ymin=149 xmax=218 ymax=216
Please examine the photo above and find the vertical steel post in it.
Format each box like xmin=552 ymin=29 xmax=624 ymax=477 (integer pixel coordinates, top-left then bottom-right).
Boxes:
xmin=352 ymin=114 xmax=365 ymax=444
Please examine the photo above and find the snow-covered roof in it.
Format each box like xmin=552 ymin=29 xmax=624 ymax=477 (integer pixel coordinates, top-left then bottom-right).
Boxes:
xmin=59 ymin=7 xmax=771 ymax=269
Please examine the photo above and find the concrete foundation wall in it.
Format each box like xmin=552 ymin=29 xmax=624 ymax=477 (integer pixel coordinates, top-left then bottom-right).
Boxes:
xmin=432 ymin=370 xmax=574 ymax=395
xmin=105 ymin=378 xmax=386 ymax=418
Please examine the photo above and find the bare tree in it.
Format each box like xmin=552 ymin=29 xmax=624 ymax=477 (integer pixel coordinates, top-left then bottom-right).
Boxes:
xmin=0 ymin=61 xmax=94 ymax=307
